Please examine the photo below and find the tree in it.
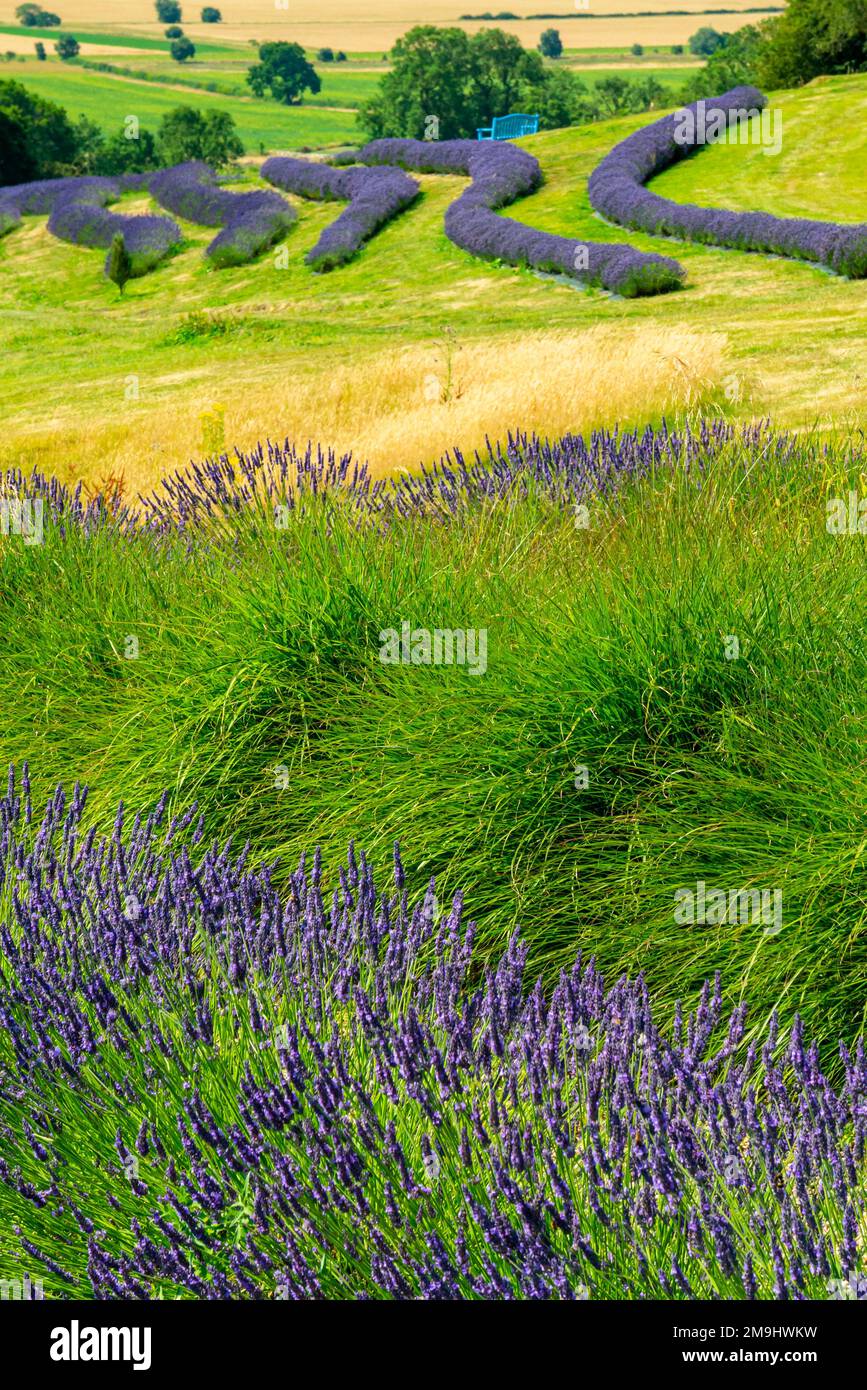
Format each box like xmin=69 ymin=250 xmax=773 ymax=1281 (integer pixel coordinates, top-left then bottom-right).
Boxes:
xmin=106 ymin=233 xmax=133 ymax=296
xmin=200 ymin=6 xmax=221 ymax=20
xmin=157 ymin=105 xmax=243 ymax=166
xmin=35 ymin=41 xmax=46 ymax=59
xmin=538 ymin=29 xmax=562 ymax=59
xmin=165 ymin=25 xmax=183 ymax=38
xmin=94 ymin=126 xmax=159 ymax=175
xmin=55 ymin=34 xmax=79 ymax=59
xmin=155 ymin=0 xmax=181 ymax=22
xmin=336 ymin=50 xmax=347 ymax=62
xmin=688 ymin=27 xmax=726 ymax=57
xmin=755 ymin=0 xmax=867 ymax=88
xmin=681 ymin=24 xmax=765 ymax=100
xmin=247 ymin=41 xmax=320 ymax=105
xmin=0 ymin=78 xmax=79 ymax=179
xmin=631 ymin=43 xmax=644 ymax=56
xmin=671 ymin=44 xmax=684 ymax=54
xmin=170 ymin=35 xmax=195 ymax=63
xmin=16 ymin=4 xmax=61 ymax=26
xmin=317 ymin=47 xmax=334 ymax=62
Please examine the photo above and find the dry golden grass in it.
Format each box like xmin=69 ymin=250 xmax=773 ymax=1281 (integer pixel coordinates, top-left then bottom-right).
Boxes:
xmin=19 ymin=325 xmax=728 ymax=496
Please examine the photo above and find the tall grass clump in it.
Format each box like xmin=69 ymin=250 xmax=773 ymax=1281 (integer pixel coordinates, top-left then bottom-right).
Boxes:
xmin=1 ymin=422 xmax=866 ymax=1052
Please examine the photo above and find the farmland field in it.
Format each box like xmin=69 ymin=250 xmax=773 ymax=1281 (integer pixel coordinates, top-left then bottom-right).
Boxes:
xmin=4 ymin=0 xmax=867 ymax=1331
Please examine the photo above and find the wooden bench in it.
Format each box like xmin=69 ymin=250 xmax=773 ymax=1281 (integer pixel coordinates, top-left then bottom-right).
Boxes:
xmin=476 ymin=113 xmax=540 ymax=141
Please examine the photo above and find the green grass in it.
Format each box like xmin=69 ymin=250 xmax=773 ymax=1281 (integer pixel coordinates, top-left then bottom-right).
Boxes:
xmin=2 ymin=432 xmax=867 ymax=1054
xmin=7 ymin=59 xmax=360 ymax=145
xmin=0 ymin=21 xmax=231 ymax=54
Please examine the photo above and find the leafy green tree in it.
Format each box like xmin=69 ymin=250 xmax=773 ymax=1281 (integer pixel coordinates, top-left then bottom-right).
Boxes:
xmin=756 ymin=0 xmax=867 ymax=87
xmin=155 ymin=0 xmax=181 ymax=22
xmin=533 ymin=66 xmax=595 ymax=129
xmin=681 ymin=24 xmax=765 ymax=100
xmin=247 ymin=41 xmax=321 ymax=104
xmin=35 ymin=40 xmax=46 ymax=59
xmin=165 ymin=25 xmax=183 ymax=37
xmin=170 ymin=35 xmax=195 ymax=63
xmin=538 ymin=29 xmax=562 ymax=59
xmin=157 ymin=105 xmax=243 ymax=166
xmin=106 ymin=233 xmax=133 ymax=296
xmin=688 ymin=27 xmax=726 ymax=57
xmin=335 ymin=50 xmax=347 ymax=62
xmin=0 ymin=78 xmax=79 ymax=179
xmin=631 ymin=43 xmax=644 ymax=56
xmin=55 ymin=33 xmax=79 ymax=59
xmin=16 ymin=4 xmax=61 ymax=26
xmin=317 ymin=47 xmax=334 ymax=62
xmin=95 ymin=126 xmax=159 ymax=175
xmin=201 ymin=6 xmax=221 ymax=20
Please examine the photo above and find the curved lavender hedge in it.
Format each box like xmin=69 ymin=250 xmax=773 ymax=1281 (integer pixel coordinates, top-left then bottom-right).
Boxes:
xmin=588 ymin=86 xmax=867 ymax=279
xmin=0 ymin=173 xmax=180 ymax=277
xmin=149 ymin=161 xmax=296 ymax=268
xmin=0 ymin=769 xmax=864 ymax=1299
xmin=351 ymin=138 xmax=685 ymax=298
xmin=261 ymin=155 xmax=418 ymax=271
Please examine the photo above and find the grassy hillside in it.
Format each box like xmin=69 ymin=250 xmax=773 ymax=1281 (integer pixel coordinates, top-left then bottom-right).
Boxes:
xmin=2 ymin=75 xmax=866 ymax=490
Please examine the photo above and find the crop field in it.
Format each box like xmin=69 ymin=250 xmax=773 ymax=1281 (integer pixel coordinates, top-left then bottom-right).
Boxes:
xmin=3 ymin=0 xmax=867 ymax=1334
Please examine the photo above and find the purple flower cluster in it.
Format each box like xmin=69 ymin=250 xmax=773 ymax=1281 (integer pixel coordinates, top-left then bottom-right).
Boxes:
xmin=0 ymin=768 xmax=864 ymax=1299
xmin=352 ymin=137 xmax=685 ymax=297
xmin=2 ymin=420 xmax=805 ymax=539
xmin=0 ymin=173 xmax=181 ymax=276
xmin=261 ymin=155 xmax=418 ymax=271
xmin=149 ymin=161 xmax=296 ymax=268
xmin=588 ymin=86 xmax=867 ymax=279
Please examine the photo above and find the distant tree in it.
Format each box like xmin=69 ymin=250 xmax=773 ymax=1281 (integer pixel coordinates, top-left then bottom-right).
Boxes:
xmin=671 ymin=44 xmax=684 ymax=54
xmin=35 ymin=40 xmax=46 ymax=59
xmin=170 ymin=35 xmax=195 ymax=62
xmin=317 ymin=47 xmax=335 ymax=62
xmin=55 ymin=34 xmax=79 ymax=59
xmin=200 ymin=6 xmax=221 ymax=20
xmin=538 ymin=28 xmax=562 ymax=59
xmin=247 ymin=41 xmax=320 ymax=104
xmin=16 ymin=4 xmax=61 ymax=26
xmin=533 ymin=66 xmax=596 ymax=129
xmin=106 ymin=233 xmax=133 ymax=296
xmin=155 ymin=0 xmax=182 ymax=22
xmin=95 ymin=125 xmax=159 ymax=174
xmin=688 ymin=26 xmax=726 ymax=57
xmin=157 ymin=104 xmax=243 ymax=165
xmin=165 ymin=26 xmax=183 ymax=38
xmin=755 ymin=0 xmax=867 ymax=88
xmin=336 ymin=50 xmax=347 ymax=62
xmin=681 ymin=24 xmax=765 ymax=99
xmin=631 ymin=43 xmax=644 ymax=56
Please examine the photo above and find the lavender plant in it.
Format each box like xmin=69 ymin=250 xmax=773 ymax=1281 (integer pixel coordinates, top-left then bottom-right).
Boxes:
xmin=149 ymin=161 xmax=296 ymax=268
xmin=0 ymin=768 xmax=864 ymax=1300
xmin=588 ymin=86 xmax=867 ymax=279
xmin=350 ymin=138 xmax=685 ymax=297
xmin=261 ymin=156 xmax=419 ymax=271
xmin=0 ymin=173 xmax=181 ymax=278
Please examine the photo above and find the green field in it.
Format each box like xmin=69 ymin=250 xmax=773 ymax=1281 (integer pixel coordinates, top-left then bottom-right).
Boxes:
xmin=5 ymin=59 xmax=360 ymax=145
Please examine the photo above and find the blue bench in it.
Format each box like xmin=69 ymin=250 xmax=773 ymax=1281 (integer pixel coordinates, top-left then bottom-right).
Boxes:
xmin=476 ymin=113 xmax=540 ymax=141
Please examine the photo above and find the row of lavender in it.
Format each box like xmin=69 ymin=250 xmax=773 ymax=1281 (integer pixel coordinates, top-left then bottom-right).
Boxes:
xmin=348 ymin=137 xmax=685 ymax=297
xmin=0 ymin=769 xmax=864 ymax=1299
xmin=0 ymin=173 xmax=180 ymax=277
xmin=1 ymin=421 xmax=808 ymax=538
xmin=588 ymin=86 xmax=867 ymax=279
xmin=261 ymin=156 xmax=419 ymax=271
xmin=148 ymin=161 xmax=296 ymax=269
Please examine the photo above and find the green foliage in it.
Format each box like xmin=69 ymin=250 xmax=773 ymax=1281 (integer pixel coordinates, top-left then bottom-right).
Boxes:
xmin=688 ymin=26 xmax=726 ymax=57
xmin=155 ymin=0 xmax=181 ymax=22
xmin=247 ymin=41 xmax=321 ymax=105
xmin=170 ymin=35 xmax=195 ymax=64
xmin=164 ymin=25 xmax=183 ymax=38
xmin=156 ymin=104 xmax=243 ymax=166
xmin=200 ymin=6 xmax=221 ymax=20
xmin=317 ymin=46 xmax=334 ymax=62
xmin=16 ymin=3 xmax=60 ymax=26
xmin=0 ymin=75 xmax=78 ymax=179
xmin=34 ymin=40 xmax=45 ymax=59
xmin=54 ymin=32 xmax=78 ymax=60
xmin=681 ymin=25 xmax=766 ymax=102
xmin=106 ymin=231 xmax=132 ymax=296
xmin=756 ymin=0 xmax=867 ymax=88
xmin=631 ymin=42 xmax=644 ymax=56
xmin=538 ymin=28 xmax=562 ymax=59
